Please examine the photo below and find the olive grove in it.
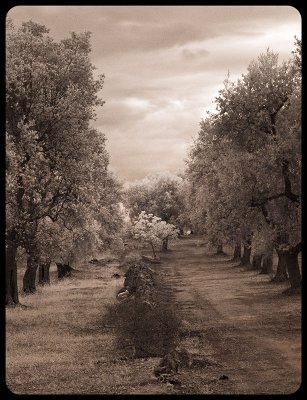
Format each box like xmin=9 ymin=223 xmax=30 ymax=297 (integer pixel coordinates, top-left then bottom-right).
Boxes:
xmin=6 ymin=21 xmax=123 ymax=304
xmin=185 ymin=41 xmax=301 ymax=294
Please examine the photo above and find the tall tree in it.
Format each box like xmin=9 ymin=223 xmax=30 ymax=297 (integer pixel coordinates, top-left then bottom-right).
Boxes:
xmin=186 ymin=44 xmax=301 ymax=293
xmin=6 ymin=21 xmax=121 ymax=302
xmin=214 ymin=47 xmax=300 ymax=292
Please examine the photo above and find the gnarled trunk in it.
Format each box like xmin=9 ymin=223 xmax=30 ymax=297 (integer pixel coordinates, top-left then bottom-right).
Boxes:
xmin=232 ymin=242 xmax=241 ymax=261
xmin=162 ymin=237 xmax=169 ymax=252
xmin=241 ymin=242 xmax=251 ymax=266
xmin=259 ymin=249 xmax=273 ymax=274
xmin=6 ymin=235 xmax=19 ymax=305
xmin=271 ymin=249 xmax=288 ymax=282
xmin=56 ymin=263 xmax=73 ymax=279
xmin=38 ymin=261 xmax=51 ymax=285
xmin=282 ymin=247 xmax=301 ymax=294
xmin=252 ymin=254 xmax=263 ymax=270
xmin=23 ymin=252 xmax=39 ymax=293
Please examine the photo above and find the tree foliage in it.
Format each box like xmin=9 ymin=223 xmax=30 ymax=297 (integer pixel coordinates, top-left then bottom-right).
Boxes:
xmin=186 ymin=40 xmax=301 ymax=291
xmin=132 ymin=211 xmax=179 ymax=258
xmin=125 ymin=173 xmax=184 ymax=226
xmin=6 ymin=20 xmax=123 ymax=301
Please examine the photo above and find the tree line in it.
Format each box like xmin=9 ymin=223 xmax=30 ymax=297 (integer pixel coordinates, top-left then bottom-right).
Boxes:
xmin=6 ymin=20 xmax=301 ymax=305
xmin=123 ymin=40 xmax=301 ymax=295
xmin=184 ymin=40 xmax=301 ymax=294
xmin=6 ymin=20 xmax=123 ymax=304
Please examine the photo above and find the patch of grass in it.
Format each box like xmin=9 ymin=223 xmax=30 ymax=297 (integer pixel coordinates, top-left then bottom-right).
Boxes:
xmin=6 ymin=261 xmax=125 ymax=394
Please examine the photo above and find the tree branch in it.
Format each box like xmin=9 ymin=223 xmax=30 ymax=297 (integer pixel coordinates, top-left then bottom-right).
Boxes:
xmin=270 ymin=96 xmax=288 ymax=136
xmin=249 ymin=158 xmax=299 ymax=209
xmin=250 ymin=193 xmax=284 ymax=207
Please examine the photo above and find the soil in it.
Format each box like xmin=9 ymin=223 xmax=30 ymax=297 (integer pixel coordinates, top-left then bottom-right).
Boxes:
xmin=156 ymin=238 xmax=301 ymax=394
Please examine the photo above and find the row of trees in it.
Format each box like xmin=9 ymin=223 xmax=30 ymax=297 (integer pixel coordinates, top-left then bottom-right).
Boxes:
xmin=6 ymin=20 xmax=301 ymax=304
xmin=184 ymin=40 xmax=301 ymax=294
xmin=6 ymin=21 xmax=123 ymax=304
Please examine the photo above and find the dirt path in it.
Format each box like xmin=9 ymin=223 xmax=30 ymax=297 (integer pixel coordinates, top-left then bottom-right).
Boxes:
xmin=159 ymin=237 xmax=301 ymax=394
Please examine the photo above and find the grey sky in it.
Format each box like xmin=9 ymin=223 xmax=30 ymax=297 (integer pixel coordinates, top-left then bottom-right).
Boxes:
xmin=8 ymin=6 xmax=301 ymax=183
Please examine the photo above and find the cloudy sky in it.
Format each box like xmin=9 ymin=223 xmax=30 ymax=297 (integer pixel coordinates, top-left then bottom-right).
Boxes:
xmin=8 ymin=6 xmax=301 ymax=183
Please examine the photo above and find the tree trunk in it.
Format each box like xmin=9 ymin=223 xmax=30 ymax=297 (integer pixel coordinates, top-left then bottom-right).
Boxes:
xmin=282 ymin=249 xmax=301 ymax=294
xmin=252 ymin=254 xmax=263 ymax=270
xmin=215 ymin=242 xmax=225 ymax=255
xmin=162 ymin=237 xmax=169 ymax=252
xmin=241 ymin=243 xmax=251 ymax=266
xmin=6 ymin=236 xmax=19 ymax=305
xmin=23 ymin=253 xmax=39 ymax=293
xmin=232 ymin=242 xmax=241 ymax=261
xmin=150 ymin=243 xmax=157 ymax=259
xmin=259 ymin=250 xmax=273 ymax=275
xmin=38 ymin=261 xmax=51 ymax=285
xmin=271 ymin=250 xmax=288 ymax=282
xmin=56 ymin=263 xmax=73 ymax=279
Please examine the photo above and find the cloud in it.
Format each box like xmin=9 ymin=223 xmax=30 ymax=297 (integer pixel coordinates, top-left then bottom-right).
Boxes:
xmin=123 ymin=97 xmax=153 ymax=112
xmin=181 ymin=48 xmax=210 ymax=60
xmin=8 ymin=5 xmax=301 ymax=181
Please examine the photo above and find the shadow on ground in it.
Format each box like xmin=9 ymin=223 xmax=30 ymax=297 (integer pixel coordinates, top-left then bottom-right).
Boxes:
xmin=101 ymin=271 xmax=181 ymax=359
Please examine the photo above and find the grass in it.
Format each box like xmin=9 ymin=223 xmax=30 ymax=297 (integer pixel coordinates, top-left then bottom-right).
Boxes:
xmin=6 ymin=261 xmax=125 ymax=394
xmin=6 ymin=238 xmax=301 ymax=394
xmin=7 ymin=253 xmax=182 ymax=394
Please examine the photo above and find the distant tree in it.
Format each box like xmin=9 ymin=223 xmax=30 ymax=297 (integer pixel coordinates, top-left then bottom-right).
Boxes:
xmin=186 ymin=117 xmax=257 ymax=257
xmin=125 ymin=173 xmax=184 ymax=250
xmin=132 ymin=211 xmax=179 ymax=258
xmin=176 ymin=178 xmax=196 ymax=235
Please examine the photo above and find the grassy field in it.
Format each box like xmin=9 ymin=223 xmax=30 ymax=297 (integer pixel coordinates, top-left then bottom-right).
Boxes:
xmin=6 ymin=261 xmax=124 ymax=394
xmin=6 ymin=238 xmax=301 ymax=394
xmin=6 ymin=254 xmax=177 ymax=394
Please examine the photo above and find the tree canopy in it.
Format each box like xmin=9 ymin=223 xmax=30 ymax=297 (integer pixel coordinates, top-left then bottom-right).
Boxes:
xmin=185 ymin=41 xmax=301 ymax=292
xmin=125 ymin=173 xmax=184 ymax=226
xmin=6 ymin=20 xmax=123 ymax=302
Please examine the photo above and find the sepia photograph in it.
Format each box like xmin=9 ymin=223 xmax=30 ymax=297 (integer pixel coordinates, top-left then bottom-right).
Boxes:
xmin=5 ymin=5 xmax=301 ymax=395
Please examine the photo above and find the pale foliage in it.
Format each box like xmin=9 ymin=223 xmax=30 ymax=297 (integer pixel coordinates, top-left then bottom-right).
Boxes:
xmin=132 ymin=211 xmax=179 ymax=257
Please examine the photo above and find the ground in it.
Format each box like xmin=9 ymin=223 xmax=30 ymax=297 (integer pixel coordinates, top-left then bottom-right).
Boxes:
xmin=6 ymin=237 xmax=301 ymax=395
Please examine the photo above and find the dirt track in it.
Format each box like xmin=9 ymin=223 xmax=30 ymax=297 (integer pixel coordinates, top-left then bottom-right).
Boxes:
xmin=158 ymin=237 xmax=301 ymax=394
